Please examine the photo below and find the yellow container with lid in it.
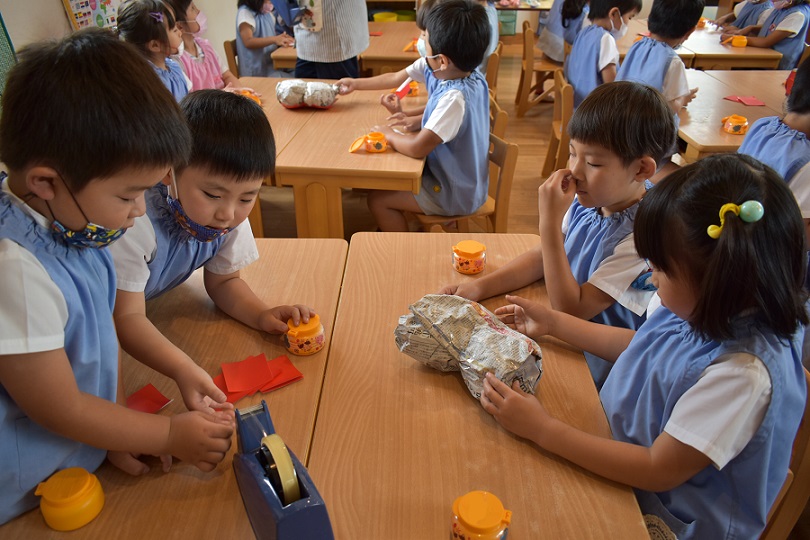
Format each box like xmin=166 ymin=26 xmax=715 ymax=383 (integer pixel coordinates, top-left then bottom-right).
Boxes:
xmin=453 ymin=240 xmax=486 ymax=275
xmin=721 ymin=114 xmax=749 ymax=135
xmin=450 ymin=491 xmax=511 ymax=539
xmin=284 ymin=313 xmax=325 ymax=356
xmin=373 ymin=11 xmax=397 ymax=22
xmin=35 ymin=467 xmax=104 ymax=531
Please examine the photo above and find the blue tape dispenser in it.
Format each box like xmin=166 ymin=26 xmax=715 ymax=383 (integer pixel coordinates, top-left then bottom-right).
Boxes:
xmin=233 ymin=400 xmax=334 ymax=540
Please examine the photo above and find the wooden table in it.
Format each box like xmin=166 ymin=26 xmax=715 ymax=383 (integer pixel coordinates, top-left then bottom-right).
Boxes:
xmin=704 ymin=69 xmax=790 ymax=112
xmin=0 ymin=238 xmax=348 ymax=538
xmin=307 ymin=232 xmax=648 ymax=539
xmin=617 ymin=19 xmax=695 ymax=65
xmin=274 ymin=89 xmax=426 ymax=238
xmin=271 ymin=22 xmax=420 ymax=76
xmin=682 ymin=26 xmax=783 ymax=69
xmin=495 ymin=0 xmax=553 ymax=11
xmin=678 ymin=69 xmax=782 ymax=162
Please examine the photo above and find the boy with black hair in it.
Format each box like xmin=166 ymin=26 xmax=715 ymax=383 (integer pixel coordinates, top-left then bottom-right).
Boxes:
xmin=337 ymin=0 xmax=491 ymax=231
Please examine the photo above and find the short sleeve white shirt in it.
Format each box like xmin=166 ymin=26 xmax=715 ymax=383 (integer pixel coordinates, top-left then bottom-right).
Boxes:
xmin=662 ymin=57 xmax=690 ymax=103
xmin=405 ymin=58 xmax=466 ymax=143
xmin=758 ymin=8 xmax=807 ymax=34
xmin=597 ymin=32 xmax=620 ymax=72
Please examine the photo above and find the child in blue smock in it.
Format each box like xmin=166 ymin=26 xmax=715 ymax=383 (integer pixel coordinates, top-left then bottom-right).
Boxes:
xmin=721 ymin=0 xmax=810 ymax=69
xmin=442 ymin=81 xmax=676 ymax=388
xmin=0 ymin=29 xmax=234 ymax=525
xmin=117 ymin=0 xmax=191 ymax=102
xmin=616 ymin=0 xmax=704 ymax=178
xmin=236 ymin=0 xmax=295 ymax=77
xmin=109 ymin=90 xmax=315 ymax=413
xmin=477 ymin=0 xmax=501 ymax=72
xmin=338 ymin=0 xmax=491 ymax=231
xmin=712 ymin=0 xmax=773 ymax=31
xmin=565 ymin=0 xmax=641 ymax=108
xmin=538 ymin=0 xmax=590 ymax=61
xmin=482 ymin=153 xmax=808 ymax=539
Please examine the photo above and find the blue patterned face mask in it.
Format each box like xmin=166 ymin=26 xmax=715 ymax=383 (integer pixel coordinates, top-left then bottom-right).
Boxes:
xmin=45 ymin=175 xmax=125 ymax=249
xmin=165 ymin=171 xmax=230 ymax=242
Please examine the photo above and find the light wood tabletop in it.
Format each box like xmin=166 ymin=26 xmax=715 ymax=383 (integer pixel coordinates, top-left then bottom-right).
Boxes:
xmin=682 ymin=26 xmax=783 ymax=69
xmin=678 ymin=69 xmax=782 ymax=162
xmin=0 ymin=238 xmax=348 ymax=538
xmin=274 ymin=88 xmax=426 ymax=238
xmin=704 ymin=69 xmax=790 ymax=113
xmin=307 ymin=232 xmax=648 ymax=539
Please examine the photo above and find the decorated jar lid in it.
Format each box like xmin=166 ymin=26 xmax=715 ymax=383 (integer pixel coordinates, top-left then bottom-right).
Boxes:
xmin=35 ymin=468 xmax=104 ymax=531
xmin=451 ymin=491 xmax=511 ymax=539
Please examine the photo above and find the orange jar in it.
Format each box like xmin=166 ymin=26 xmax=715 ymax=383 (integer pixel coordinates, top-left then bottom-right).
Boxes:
xmin=284 ymin=314 xmax=325 ymax=356
xmin=450 ymin=491 xmax=511 ymax=540
xmin=35 ymin=468 xmax=105 ymax=531
xmin=453 ymin=240 xmax=486 ymax=275
xmin=721 ymin=114 xmax=749 ymax=135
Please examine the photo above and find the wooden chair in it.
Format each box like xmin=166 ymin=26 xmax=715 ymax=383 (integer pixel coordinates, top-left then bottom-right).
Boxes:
xmin=514 ymin=20 xmax=563 ymax=118
xmin=799 ymin=43 xmax=810 ymax=68
xmin=489 ymin=94 xmax=508 ymax=140
xmin=541 ymin=69 xmax=573 ymax=177
xmin=224 ymin=39 xmax=239 ymax=77
xmin=416 ymin=133 xmax=518 ymax=233
xmin=486 ymin=41 xmax=504 ymax=98
xmin=760 ymin=368 xmax=810 ymax=540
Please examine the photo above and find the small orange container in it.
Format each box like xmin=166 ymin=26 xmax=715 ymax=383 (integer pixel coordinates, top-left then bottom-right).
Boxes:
xmin=453 ymin=240 xmax=486 ymax=275
xmin=349 ymin=132 xmax=388 ymax=153
xmin=450 ymin=491 xmax=511 ymax=540
xmin=731 ymin=35 xmax=747 ymax=47
xmin=408 ymin=81 xmax=419 ymax=96
xmin=721 ymin=114 xmax=749 ymax=134
xmin=284 ymin=314 xmax=325 ymax=356
xmin=35 ymin=468 xmax=105 ymax=531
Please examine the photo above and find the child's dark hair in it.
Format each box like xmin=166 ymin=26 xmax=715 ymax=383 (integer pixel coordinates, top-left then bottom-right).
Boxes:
xmin=648 ymin=0 xmax=704 ymax=39
xmin=178 ymin=90 xmax=276 ymax=182
xmin=635 ymin=154 xmax=808 ymax=340
xmin=237 ymin=0 xmax=264 ymax=13
xmin=588 ymin=0 xmax=642 ymax=19
xmin=568 ymin=81 xmax=675 ymax=166
xmin=0 ymin=28 xmax=190 ymax=192
xmin=416 ymin=0 xmax=440 ymax=29
xmin=117 ymin=0 xmax=177 ymax=55
xmin=426 ymin=0 xmax=490 ymax=72
xmin=787 ymin=56 xmax=810 ymax=114
xmin=562 ymin=0 xmax=589 ymax=25
xmin=165 ymin=0 xmax=192 ymax=22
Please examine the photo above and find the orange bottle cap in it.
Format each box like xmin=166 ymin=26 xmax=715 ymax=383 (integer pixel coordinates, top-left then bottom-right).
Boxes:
xmin=453 ymin=240 xmax=486 ymax=259
xmin=453 ymin=491 xmax=511 ymax=534
xmin=286 ymin=314 xmax=322 ymax=339
xmin=35 ymin=468 xmax=104 ymax=531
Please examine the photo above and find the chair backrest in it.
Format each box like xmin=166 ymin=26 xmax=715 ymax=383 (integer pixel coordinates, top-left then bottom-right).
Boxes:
xmin=224 ymin=39 xmax=239 ymax=78
xmin=487 ymin=132 xmax=519 ymax=233
xmin=522 ymin=21 xmax=535 ymax=66
xmin=552 ymin=69 xmax=574 ymax=170
xmin=760 ymin=368 xmax=810 ymax=539
xmin=489 ymin=94 xmax=508 ymax=139
xmin=485 ymin=45 xmax=502 ymax=95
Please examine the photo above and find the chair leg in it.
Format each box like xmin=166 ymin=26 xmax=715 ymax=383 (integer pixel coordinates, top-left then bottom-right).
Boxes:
xmin=514 ymin=67 xmax=526 ymax=105
xmin=457 ymin=219 xmax=471 ymax=233
xmin=542 ymin=135 xmax=559 ymax=178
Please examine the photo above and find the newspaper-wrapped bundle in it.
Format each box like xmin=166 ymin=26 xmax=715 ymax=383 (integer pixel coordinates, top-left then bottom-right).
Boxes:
xmin=395 ymin=294 xmax=542 ymax=399
xmin=275 ymin=79 xmax=338 ymax=109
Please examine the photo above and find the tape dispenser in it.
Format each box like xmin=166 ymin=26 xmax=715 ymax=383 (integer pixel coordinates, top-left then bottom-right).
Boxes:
xmin=233 ymin=401 xmax=334 ymax=540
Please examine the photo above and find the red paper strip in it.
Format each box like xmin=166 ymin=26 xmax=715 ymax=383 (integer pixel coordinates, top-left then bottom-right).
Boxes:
xmin=369 ymin=31 xmax=383 ymax=36
xmin=126 ymin=383 xmax=172 ymax=414
xmin=222 ymin=354 xmax=277 ymax=392
xmin=724 ymin=95 xmax=766 ymax=106
xmin=260 ymin=355 xmax=304 ymax=392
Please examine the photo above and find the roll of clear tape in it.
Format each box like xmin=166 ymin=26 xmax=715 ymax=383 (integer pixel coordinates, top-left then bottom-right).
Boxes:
xmin=260 ymin=434 xmax=301 ymax=505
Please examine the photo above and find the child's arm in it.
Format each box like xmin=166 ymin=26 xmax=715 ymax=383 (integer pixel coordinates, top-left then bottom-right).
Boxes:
xmin=494 ymin=295 xmax=635 ymax=361
xmin=735 ymin=29 xmax=792 ymax=47
xmin=480 ymin=374 xmax=712 ymax=492
xmin=203 ymin=269 xmax=315 ymax=334
xmin=600 ymin=63 xmax=617 ymax=84
xmin=712 ymin=12 xmax=736 ymax=27
xmin=114 ymin=290 xmax=229 ymax=413
xmin=0 ymin=349 xmax=234 ymax=472
xmin=337 ymin=69 xmax=410 ymax=95
xmin=239 ymin=23 xmax=294 ymax=50
xmin=371 ymin=123 xmax=441 ymax=159
xmin=221 ymin=69 xmax=240 ymax=88
xmin=537 ymin=170 xmax=617 ymax=320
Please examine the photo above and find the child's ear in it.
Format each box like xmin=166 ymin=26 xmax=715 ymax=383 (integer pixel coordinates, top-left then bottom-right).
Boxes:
xmin=160 ymin=170 xmax=174 ymax=186
xmin=25 ymin=166 xmax=61 ymax=201
xmin=147 ymin=39 xmax=163 ymax=54
xmin=635 ymin=157 xmax=658 ymax=181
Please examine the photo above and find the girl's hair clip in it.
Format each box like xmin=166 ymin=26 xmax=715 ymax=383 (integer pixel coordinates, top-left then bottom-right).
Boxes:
xmin=148 ymin=11 xmax=164 ymax=23
xmin=707 ymin=200 xmax=764 ymax=239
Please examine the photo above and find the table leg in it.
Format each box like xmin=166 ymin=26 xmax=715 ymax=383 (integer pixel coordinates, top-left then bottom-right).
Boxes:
xmin=292 ymin=182 xmax=346 ymax=238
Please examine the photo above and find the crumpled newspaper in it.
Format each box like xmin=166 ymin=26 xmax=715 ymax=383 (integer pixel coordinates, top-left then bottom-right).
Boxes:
xmin=395 ymin=294 xmax=542 ymax=399
xmin=275 ymin=79 xmax=338 ymax=109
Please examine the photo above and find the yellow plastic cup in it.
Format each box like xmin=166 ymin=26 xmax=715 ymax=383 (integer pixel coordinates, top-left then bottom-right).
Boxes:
xmin=284 ymin=314 xmax=325 ymax=356
xmin=373 ymin=12 xmax=397 ymax=22
xmin=451 ymin=491 xmax=511 ymax=540
xmin=35 ymin=468 xmax=105 ymax=531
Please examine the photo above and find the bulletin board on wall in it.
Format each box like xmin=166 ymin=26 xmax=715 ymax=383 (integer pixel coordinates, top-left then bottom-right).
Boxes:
xmin=61 ymin=0 xmax=122 ymax=31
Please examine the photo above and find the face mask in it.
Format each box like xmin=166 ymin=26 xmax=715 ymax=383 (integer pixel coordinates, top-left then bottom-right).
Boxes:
xmin=261 ymin=1 xmax=274 ymax=14
xmin=165 ymin=173 xmax=230 ymax=242
xmin=425 ymin=53 xmax=444 ymax=73
xmin=609 ymin=16 xmax=628 ymax=39
xmin=416 ymin=37 xmax=427 ymax=57
xmin=45 ymin=179 xmax=126 ymax=249
xmin=191 ymin=10 xmax=208 ymax=35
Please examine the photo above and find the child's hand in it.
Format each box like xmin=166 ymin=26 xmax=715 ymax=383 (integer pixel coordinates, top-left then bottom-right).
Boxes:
xmin=437 ymin=281 xmax=483 ymax=301
xmin=387 ymin=113 xmax=421 ymax=133
xmin=494 ymin=294 xmax=553 ymax=339
xmin=107 ymin=450 xmax=151 ymax=476
xmin=337 ymin=78 xmax=357 ymax=95
xmin=380 ymin=92 xmax=403 ymax=114
xmin=480 ymin=373 xmax=547 ymax=443
xmin=684 ymin=87 xmax=698 ymax=106
xmin=537 ymin=169 xmax=576 ymax=230
xmin=166 ymin=410 xmax=234 ymax=472
xmin=259 ymin=304 xmax=317 ymax=334
xmin=175 ymin=362 xmax=231 ymax=413
xmin=275 ymin=33 xmax=295 ymax=47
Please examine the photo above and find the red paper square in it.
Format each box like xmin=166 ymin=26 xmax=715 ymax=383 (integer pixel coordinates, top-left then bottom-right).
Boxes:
xmin=260 ymin=355 xmax=304 ymax=393
xmin=213 ymin=373 xmax=252 ymax=404
xmin=126 ymin=383 xmax=172 ymax=413
xmin=222 ymin=354 xmax=277 ymax=392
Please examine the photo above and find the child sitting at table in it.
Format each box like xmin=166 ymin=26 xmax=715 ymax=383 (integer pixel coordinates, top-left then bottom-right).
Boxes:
xmin=482 ymin=153 xmax=808 ymax=539
xmin=711 ymin=0 xmax=773 ymax=32
xmin=477 ymin=0 xmax=501 ymax=73
xmin=235 ymin=0 xmax=295 ymax=78
xmin=441 ymin=81 xmax=675 ymax=388
xmin=117 ymin=0 xmax=191 ymax=102
xmin=537 ymin=0 xmax=590 ymax=62
xmin=109 ymin=90 xmax=315 ymax=413
xmin=0 ymin=29 xmax=234 ymax=525
xmin=565 ymin=0 xmax=641 ymax=108
xmin=337 ymin=0 xmax=491 ymax=231
xmin=720 ymin=0 xmax=810 ymax=69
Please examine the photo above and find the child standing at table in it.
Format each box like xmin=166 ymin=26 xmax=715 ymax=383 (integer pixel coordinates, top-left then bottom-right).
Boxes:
xmin=110 ymin=90 xmax=315 ymax=413
xmin=565 ymin=0 xmax=641 ymax=108
xmin=711 ymin=0 xmax=773 ymax=31
xmin=538 ymin=0 xmax=590 ymax=62
xmin=721 ymin=0 xmax=810 ymax=69
xmin=482 ymin=153 xmax=808 ymax=539
xmin=616 ymin=0 xmax=704 ymax=178
xmin=0 ymin=29 xmax=234 ymax=525
xmin=117 ymin=0 xmax=191 ymax=102
xmin=337 ymin=0 xmax=491 ymax=231
xmin=235 ymin=0 xmax=295 ymax=78
xmin=442 ymin=82 xmax=675 ymax=388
